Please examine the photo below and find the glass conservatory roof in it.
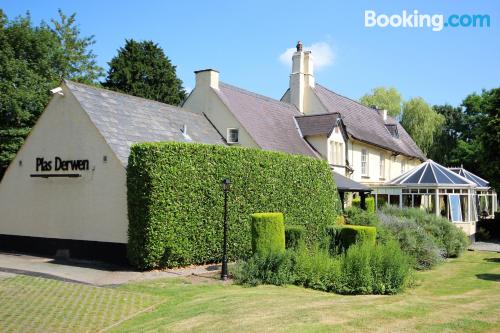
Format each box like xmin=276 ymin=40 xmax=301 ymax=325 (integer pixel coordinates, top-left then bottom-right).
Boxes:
xmin=386 ymin=160 xmax=476 ymax=187
xmin=449 ymin=167 xmax=489 ymax=188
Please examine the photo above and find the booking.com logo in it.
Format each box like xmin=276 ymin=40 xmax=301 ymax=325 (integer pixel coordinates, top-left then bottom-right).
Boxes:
xmin=365 ymin=10 xmax=491 ymax=31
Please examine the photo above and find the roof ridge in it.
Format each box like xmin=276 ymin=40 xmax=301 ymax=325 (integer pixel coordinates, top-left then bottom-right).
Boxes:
xmin=64 ymin=79 xmax=188 ymax=113
xmin=219 ymin=82 xmax=300 ymax=113
xmin=295 ymin=112 xmax=341 ymax=118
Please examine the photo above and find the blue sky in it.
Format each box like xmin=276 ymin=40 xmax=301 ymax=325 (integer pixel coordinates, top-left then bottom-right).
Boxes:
xmin=2 ymin=0 xmax=499 ymax=106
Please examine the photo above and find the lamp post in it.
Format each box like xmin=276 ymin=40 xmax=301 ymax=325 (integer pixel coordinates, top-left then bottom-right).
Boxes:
xmin=221 ymin=178 xmax=231 ymax=280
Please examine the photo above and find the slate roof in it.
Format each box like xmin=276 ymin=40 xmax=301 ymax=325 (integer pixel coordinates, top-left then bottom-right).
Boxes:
xmin=386 ymin=160 xmax=476 ymax=187
xmin=65 ymin=80 xmax=224 ymax=166
xmin=215 ymin=82 xmax=318 ymax=157
xmin=313 ymin=85 xmax=426 ymax=160
xmin=449 ymin=167 xmax=490 ymax=189
xmin=295 ymin=113 xmax=341 ymax=137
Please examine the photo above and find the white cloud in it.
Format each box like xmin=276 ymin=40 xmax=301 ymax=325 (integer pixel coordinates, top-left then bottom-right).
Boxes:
xmin=278 ymin=42 xmax=335 ymax=70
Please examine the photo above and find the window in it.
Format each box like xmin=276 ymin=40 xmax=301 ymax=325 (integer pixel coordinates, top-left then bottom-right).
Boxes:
xmin=227 ymin=128 xmax=239 ymax=144
xmin=379 ymin=153 xmax=385 ymax=179
xmin=329 ymin=141 xmax=344 ymax=165
xmin=401 ymin=160 xmax=406 ymax=174
xmin=361 ymin=149 xmax=368 ymax=176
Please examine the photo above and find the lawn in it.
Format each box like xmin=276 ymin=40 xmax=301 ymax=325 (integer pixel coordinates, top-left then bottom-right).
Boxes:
xmin=0 ymin=251 xmax=499 ymax=333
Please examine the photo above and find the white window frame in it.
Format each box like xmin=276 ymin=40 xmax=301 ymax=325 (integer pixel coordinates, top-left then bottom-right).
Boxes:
xmin=227 ymin=128 xmax=239 ymax=144
xmin=379 ymin=153 xmax=385 ymax=179
xmin=401 ymin=160 xmax=406 ymax=174
xmin=361 ymin=149 xmax=369 ymax=177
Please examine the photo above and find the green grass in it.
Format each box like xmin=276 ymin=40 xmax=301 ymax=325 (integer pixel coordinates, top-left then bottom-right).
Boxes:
xmin=0 ymin=251 xmax=499 ymax=332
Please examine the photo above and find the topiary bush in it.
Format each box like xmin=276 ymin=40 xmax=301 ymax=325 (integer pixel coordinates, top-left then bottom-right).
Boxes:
xmin=285 ymin=225 xmax=305 ymax=250
xmin=251 ymin=213 xmax=285 ymax=256
xmin=127 ymin=142 xmax=342 ymax=269
xmin=325 ymin=224 xmax=377 ymax=254
xmin=352 ymin=197 xmax=375 ymax=213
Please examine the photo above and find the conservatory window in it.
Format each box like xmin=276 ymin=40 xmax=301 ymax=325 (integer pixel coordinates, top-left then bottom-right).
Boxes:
xmin=449 ymin=194 xmax=463 ymax=223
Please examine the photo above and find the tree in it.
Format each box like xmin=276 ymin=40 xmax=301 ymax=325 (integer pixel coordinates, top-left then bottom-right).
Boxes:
xmin=401 ymin=97 xmax=445 ymax=155
xmin=0 ymin=10 xmax=102 ymax=179
xmin=48 ymin=10 xmax=104 ymax=84
xmin=360 ymin=87 xmax=403 ymax=118
xmin=103 ymin=39 xmax=186 ymax=105
xmin=427 ymin=104 xmax=466 ymax=166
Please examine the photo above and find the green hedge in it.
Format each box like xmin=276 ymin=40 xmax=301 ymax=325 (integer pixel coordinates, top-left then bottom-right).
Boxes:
xmin=327 ymin=225 xmax=376 ymax=252
xmin=352 ymin=197 xmax=375 ymax=213
xmin=127 ymin=142 xmax=342 ymax=269
xmin=251 ymin=213 xmax=285 ymax=255
xmin=285 ymin=225 xmax=305 ymax=249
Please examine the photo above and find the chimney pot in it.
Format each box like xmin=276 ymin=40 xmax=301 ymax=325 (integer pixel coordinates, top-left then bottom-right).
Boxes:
xmin=296 ymin=41 xmax=303 ymax=52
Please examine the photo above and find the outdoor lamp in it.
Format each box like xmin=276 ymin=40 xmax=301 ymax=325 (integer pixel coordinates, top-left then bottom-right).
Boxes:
xmin=221 ymin=178 xmax=231 ymax=280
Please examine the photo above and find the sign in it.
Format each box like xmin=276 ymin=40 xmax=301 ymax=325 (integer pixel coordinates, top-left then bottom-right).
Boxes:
xmin=35 ymin=157 xmax=89 ymax=172
xmin=31 ymin=157 xmax=90 ymax=178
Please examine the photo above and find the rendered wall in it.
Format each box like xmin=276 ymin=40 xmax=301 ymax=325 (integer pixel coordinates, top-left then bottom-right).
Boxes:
xmin=0 ymin=85 xmax=128 ymax=244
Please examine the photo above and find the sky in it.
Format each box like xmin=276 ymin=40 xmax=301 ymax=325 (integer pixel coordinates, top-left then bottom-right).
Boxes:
xmin=2 ymin=0 xmax=499 ymax=106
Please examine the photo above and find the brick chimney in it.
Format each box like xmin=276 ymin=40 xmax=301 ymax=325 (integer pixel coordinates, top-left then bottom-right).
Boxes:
xmin=289 ymin=41 xmax=314 ymax=114
xmin=194 ymin=69 xmax=219 ymax=90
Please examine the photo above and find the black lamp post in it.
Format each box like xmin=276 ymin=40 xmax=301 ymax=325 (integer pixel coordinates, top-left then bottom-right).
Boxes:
xmin=221 ymin=178 xmax=231 ymax=280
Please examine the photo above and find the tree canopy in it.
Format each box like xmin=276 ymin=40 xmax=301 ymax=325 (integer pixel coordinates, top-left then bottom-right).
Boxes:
xmin=429 ymin=89 xmax=500 ymax=190
xmin=360 ymin=87 xmax=403 ymax=117
xmin=103 ymin=39 xmax=186 ymax=105
xmin=0 ymin=9 xmax=102 ymax=179
xmin=401 ymin=97 xmax=445 ymax=156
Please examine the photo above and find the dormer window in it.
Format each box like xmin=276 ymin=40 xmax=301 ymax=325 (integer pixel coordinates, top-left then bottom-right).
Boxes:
xmin=227 ymin=128 xmax=239 ymax=144
xmin=385 ymin=124 xmax=399 ymax=138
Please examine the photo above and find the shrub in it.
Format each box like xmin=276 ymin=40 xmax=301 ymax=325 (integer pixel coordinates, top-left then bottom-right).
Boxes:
xmin=293 ymin=244 xmax=340 ymax=292
xmin=127 ymin=142 xmax=342 ymax=269
xmin=352 ymin=197 xmax=375 ymax=213
xmin=377 ymin=212 xmax=444 ymax=270
xmin=232 ymin=251 xmax=295 ymax=286
xmin=327 ymin=225 xmax=377 ymax=252
xmin=381 ymin=206 xmax=469 ymax=258
xmin=338 ymin=242 xmax=373 ymax=294
xmin=285 ymin=225 xmax=305 ymax=249
xmin=251 ymin=213 xmax=285 ymax=256
xmin=345 ymin=206 xmax=379 ymax=227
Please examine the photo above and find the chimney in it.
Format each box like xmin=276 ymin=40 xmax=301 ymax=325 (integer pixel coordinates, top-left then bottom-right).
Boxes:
xmin=289 ymin=41 xmax=314 ymax=114
xmin=194 ymin=69 xmax=219 ymax=90
xmin=382 ymin=109 xmax=387 ymax=122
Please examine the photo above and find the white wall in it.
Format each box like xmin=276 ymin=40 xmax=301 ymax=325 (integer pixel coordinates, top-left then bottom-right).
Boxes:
xmin=183 ymin=74 xmax=259 ymax=149
xmin=0 ymin=84 xmax=128 ymax=243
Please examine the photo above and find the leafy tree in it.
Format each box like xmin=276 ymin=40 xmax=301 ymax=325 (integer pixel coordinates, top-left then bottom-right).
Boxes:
xmin=360 ymin=87 xmax=403 ymax=118
xmin=103 ymin=39 xmax=186 ymax=105
xmin=401 ymin=97 xmax=445 ymax=155
xmin=0 ymin=10 xmax=102 ymax=179
xmin=48 ymin=10 xmax=103 ymax=84
xmin=427 ymin=104 xmax=466 ymax=166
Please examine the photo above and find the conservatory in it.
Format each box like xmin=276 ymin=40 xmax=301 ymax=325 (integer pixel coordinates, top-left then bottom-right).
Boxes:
xmin=373 ymin=160 xmax=478 ymax=237
xmin=449 ymin=167 xmax=497 ymax=219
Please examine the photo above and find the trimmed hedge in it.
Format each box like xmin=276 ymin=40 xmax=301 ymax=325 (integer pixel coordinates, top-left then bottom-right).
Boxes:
xmin=251 ymin=213 xmax=285 ymax=255
xmin=285 ymin=225 xmax=305 ymax=249
xmin=327 ymin=225 xmax=377 ymax=252
xmin=127 ymin=142 xmax=342 ymax=269
xmin=352 ymin=197 xmax=375 ymax=213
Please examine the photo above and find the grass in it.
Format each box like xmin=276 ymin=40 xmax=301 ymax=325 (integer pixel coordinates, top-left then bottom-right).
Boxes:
xmin=0 ymin=251 xmax=499 ymax=332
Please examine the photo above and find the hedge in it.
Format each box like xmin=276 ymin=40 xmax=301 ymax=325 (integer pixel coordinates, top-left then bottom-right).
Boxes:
xmin=251 ymin=213 xmax=285 ymax=255
xmin=327 ymin=225 xmax=377 ymax=252
xmin=127 ymin=142 xmax=342 ymax=269
xmin=352 ymin=197 xmax=375 ymax=213
xmin=285 ymin=225 xmax=305 ymax=249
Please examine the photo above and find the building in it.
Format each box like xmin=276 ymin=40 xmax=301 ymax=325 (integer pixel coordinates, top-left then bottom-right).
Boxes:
xmin=184 ymin=42 xmax=424 ymax=189
xmin=0 ymin=80 xmax=223 ymax=262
